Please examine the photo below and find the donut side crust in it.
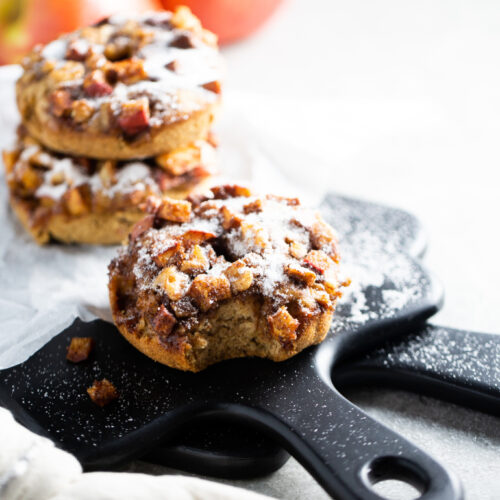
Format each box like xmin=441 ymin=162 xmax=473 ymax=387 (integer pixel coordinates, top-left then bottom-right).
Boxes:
xmin=17 ymin=87 xmax=219 ymax=160
xmin=109 ymin=286 xmax=333 ymax=372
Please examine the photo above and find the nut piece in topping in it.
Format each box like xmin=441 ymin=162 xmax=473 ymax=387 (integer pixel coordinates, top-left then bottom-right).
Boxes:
xmin=188 ymin=274 xmax=231 ymax=312
xmin=180 ymin=245 xmax=209 ymax=274
xmin=211 ymin=184 xmax=251 ymax=199
xmin=285 ymin=263 xmax=317 ymax=286
xmin=152 ymin=304 xmax=177 ymax=338
xmin=224 ymin=260 xmax=253 ymax=293
xmin=66 ymin=337 xmax=94 ymax=363
xmin=83 ymin=70 xmax=113 ymax=97
xmin=303 ymin=250 xmax=332 ymax=275
xmin=268 ymin=306 xmax=299 ymax=345
xmin=154 ymin=266 xmax=189 ymax=301
xmin=117 ymin=98 xmax=150 ymax=136
xmin=87 ymin=378 xmax=119 ymax=407
xmin=157 ymin=198 xmax=191 ymax=223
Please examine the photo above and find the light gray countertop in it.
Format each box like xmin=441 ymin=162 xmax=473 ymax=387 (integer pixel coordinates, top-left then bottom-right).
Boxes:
xmin=129 ymin=1 xmax=500 ymax=498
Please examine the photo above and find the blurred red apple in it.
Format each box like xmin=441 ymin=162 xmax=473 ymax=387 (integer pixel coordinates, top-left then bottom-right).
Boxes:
xmin=0 ymin=0 xmax=160 ymax=65
xmin=159 ymin=0 xmax=283 ymax=44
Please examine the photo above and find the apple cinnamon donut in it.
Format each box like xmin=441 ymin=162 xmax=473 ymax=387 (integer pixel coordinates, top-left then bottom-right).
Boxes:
xmin=3 ymin=128 xmax=216 ymax=245
xmin=16 ymin=8 xmax=222 ymax=160
xmin=108 ymin=185 xmax=346 ymax=372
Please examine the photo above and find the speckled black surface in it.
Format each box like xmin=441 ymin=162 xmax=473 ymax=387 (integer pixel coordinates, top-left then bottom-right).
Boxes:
xmin=0 ymin=194 xmax=463 ymax=500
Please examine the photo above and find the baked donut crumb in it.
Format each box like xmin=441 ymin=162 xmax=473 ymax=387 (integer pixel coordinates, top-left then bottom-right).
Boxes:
xmin=66 ymin=337 xmax=94 ymax=363
xmin=87 ymin=379 xmax=119 ymax=407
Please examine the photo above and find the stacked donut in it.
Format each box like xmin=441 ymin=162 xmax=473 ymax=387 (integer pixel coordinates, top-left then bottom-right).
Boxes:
xmin=3 ymin=7 xmax=222 ymax=244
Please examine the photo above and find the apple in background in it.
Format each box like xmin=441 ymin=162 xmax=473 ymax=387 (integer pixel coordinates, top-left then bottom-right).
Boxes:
xmin=0 ymin=0 xmax=160 ymax=65
xmin=159 ymin=0 xmax=284 ymax=44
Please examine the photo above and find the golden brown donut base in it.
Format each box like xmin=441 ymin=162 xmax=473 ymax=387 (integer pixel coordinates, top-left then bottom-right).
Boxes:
xmin=9 ymin=179 xmax=212 ymax=245
xmin=18 ymin=93 xmax=219 ymax=160
xmin=110 ymin=289 xmax=333 ymax=372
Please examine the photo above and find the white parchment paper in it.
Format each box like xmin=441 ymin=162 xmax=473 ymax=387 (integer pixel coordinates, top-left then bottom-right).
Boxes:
xmin=0 ymin=65 xmax=328 ymax=369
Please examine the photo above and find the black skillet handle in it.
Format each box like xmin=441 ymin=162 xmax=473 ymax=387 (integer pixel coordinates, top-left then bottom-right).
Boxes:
xmin=334 ymin=324 xmax=500 ymax=417
xmin=246 ymin=365 xmax=462 ymax=500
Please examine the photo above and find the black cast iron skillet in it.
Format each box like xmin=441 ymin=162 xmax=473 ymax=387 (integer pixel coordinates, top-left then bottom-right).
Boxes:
xmin=0 ymin=193 xmax=470 ymax=499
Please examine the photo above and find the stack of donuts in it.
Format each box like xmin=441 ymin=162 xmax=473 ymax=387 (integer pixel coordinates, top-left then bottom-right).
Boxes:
xmin=3 ymin=7 xmax=222 ymax=244
xmin=2 ymin=7 xmax=349 ymax=372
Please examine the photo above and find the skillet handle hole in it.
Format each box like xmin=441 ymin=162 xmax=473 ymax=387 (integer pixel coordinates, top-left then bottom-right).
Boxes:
xmin=361 ymin=456 xmax=429 ymax=500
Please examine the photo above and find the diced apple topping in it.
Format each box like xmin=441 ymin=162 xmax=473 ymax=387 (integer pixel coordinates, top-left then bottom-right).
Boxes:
xmin=155 ymin=144 xmax=201 ymax=176
xmin=240 ymin=221 xmax=268 ymax=250
xmin=83 ymin=70 xmax=113 ymax=97
xmin=223 ymin=260 xmax=253 ymax=293
xmin=50 ymin=89 xmax=73 ymax=117
xmin=180 ymin=229 xmax=216 ymax=246
xmin=98 ymin=160 xmax=117 ymax=188
xmin=71 ymin=99 xmax=95 ymax=123
xmin=285 ymin=263 xmax=317 ymax=286
xmin=17 ymin=164 xmax=41 ymax=192
xmin=87 ymin=378 xmax=118 ymax=407
xmin=152 ymin=240 xmax=182 ymax=267
xmin=211 ymin=184 xmax=251 ymax=199
xmin=49 ymin=62 xmax=85 ymax=83
xmin=243 ymin=199 xmax=263 ymax=214
xmin=221 ymin=206 xmax=242 ymax=230
xmin=201 ymin=81 xmax=221 ymax=94
xmin=130 ymin=214 xmax=155 ymax=241
xmin=188 ymin=274 xmax=231 ymax=311
xmin=154 ymin=267 xmax=189 ymax=301
xmin=288 ymin=241 xmax=308 ymax=259
xmin=157 ymin=198 xmax=191 ymax=223
xmin=104 ymin=59 xmax=147 ymax=85
xmin=2 ymin=150 xmax=19 ymax=174
xmin=117 ymin=98 xmax=150 ymax=136
xmin=170 ymin=297 xmax=198 ymax=318
xmin=268 ymin=306 xmax=299 ymax=345
xmin=180 ymin=245 xmax=209 ymax=274
xmin=66 ymin=337 xmax=94 ymax=363
xmin=104 ymin=36 xmax=133 ymax=61
xmin=303 ymin=250 xmax=332 ymax=275
xmin=152 ymin=304 xmax=177 ymax=338
xmin=64 ymin=187 xmax=89 ymax=215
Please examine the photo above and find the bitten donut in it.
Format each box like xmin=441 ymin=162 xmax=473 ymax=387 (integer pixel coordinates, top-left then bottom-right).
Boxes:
xmin=3 ymin=128 xmax=216 ymax=245
xmin=16 ymin=8 xmax=222 ymax=160
xmin=108 ymin=185 xmax=347 ymax=372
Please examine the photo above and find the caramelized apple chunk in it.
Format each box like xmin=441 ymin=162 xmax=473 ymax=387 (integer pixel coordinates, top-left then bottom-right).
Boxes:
xmin=188 ymin=274 xmax=231 ymax=311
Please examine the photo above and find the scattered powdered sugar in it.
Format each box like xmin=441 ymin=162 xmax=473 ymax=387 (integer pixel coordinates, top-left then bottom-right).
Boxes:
xmin=319 ymin=197 xmax=432 ymax=333
xmin=134 ymin=196 xmax=337 ymax=302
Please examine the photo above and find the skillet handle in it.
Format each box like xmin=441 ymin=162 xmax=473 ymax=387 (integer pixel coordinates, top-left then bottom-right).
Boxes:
xmin=334 ymin=324 xmax=500 ymax=416
xmin=249 ymin=369 xmax=462 ymax=500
